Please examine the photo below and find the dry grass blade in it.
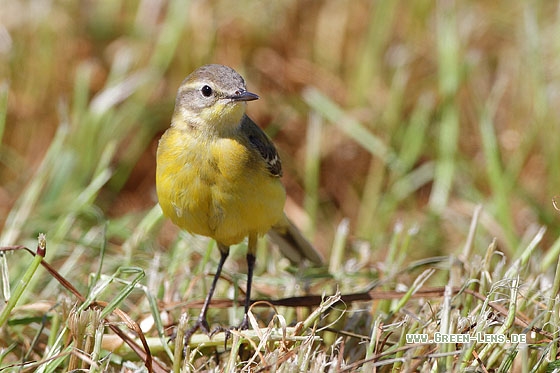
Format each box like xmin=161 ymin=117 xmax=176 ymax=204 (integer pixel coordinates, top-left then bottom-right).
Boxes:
xmin=0 ymin=244 xmax=164 ymax=373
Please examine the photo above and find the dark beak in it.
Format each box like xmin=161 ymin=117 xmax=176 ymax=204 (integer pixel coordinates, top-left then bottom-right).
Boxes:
xmin=230 ymin=90 xmax=259 ymax=102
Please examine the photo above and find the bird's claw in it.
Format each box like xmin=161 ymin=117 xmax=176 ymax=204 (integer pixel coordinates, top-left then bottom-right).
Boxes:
xmin=182 ymin=317 xmax=211 ymax=345
xmin=175 ymin=315 xmax=251 ymax=349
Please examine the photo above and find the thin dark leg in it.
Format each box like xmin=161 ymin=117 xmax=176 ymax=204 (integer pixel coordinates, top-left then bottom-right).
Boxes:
xmin=184 ymin=245 xmax=229 ymax=343
xmin=238 ymin=234 xmax=258 ymax=330
xmin=238 ymin=252 xmax=256 ymax=330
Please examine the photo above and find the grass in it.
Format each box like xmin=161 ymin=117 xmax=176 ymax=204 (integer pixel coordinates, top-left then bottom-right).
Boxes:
xmin=2 ymin=0 xmax=560 ymax=371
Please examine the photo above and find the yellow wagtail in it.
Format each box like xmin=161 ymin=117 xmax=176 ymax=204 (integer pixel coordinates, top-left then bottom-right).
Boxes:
xmin=156 ymin=64 xmax=323 ymax=339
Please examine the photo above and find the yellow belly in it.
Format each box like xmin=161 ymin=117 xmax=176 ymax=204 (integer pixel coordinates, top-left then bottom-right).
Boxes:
xmin=156 ymin=128 xmax=286 ymax=246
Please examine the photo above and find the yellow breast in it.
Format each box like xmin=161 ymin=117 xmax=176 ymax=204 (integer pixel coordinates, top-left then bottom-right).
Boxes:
xmin=156 ymin=127 xmax=286 ymax=246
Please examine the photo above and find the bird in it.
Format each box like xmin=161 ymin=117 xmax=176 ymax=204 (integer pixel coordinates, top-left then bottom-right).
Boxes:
xmin=156 ymin=64 xmax=323 ymax=341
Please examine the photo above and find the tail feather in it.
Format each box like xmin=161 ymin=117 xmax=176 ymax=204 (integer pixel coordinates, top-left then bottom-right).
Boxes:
xmin=268 ymin=214 xmax=324 ymax=265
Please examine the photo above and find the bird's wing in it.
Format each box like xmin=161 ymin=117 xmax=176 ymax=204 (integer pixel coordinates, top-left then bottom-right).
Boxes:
xmin=241 ymin=115 xmax=283 ymax=177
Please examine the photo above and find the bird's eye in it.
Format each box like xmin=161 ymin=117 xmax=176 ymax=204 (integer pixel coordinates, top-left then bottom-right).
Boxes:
xmin=201 ymin=85 xmax=213 ymax=97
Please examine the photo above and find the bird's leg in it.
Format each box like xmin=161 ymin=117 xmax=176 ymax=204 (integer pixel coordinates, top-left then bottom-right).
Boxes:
xmin=238 ymin=234 xmax=257 ymax=330
xmin=184 ymin=244 xmax=229 ymax=344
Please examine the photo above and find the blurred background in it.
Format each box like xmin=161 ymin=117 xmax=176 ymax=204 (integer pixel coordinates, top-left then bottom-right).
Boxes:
xmin=1 ymin=0 xmax=560 ymax=287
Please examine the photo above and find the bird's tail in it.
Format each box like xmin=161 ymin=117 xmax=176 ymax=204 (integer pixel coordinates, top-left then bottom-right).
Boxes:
xmin=268 ymin=214 xmax=324 ymax=265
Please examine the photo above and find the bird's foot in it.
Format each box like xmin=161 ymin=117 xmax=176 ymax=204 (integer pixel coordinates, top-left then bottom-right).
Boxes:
xmin=207 ymin=315 xmax=251 ymax=350
xmin=174 ymin=315 xmax=251 ymax=347
xmin=237 ymin=314 xmax=250 ymax=331
xmin=182 ymin=317 xmax=211 ymax=345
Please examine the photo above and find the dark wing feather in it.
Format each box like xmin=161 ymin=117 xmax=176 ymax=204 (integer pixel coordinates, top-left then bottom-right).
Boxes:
xmin=241 ymin=115 xmax=282 ymax=177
